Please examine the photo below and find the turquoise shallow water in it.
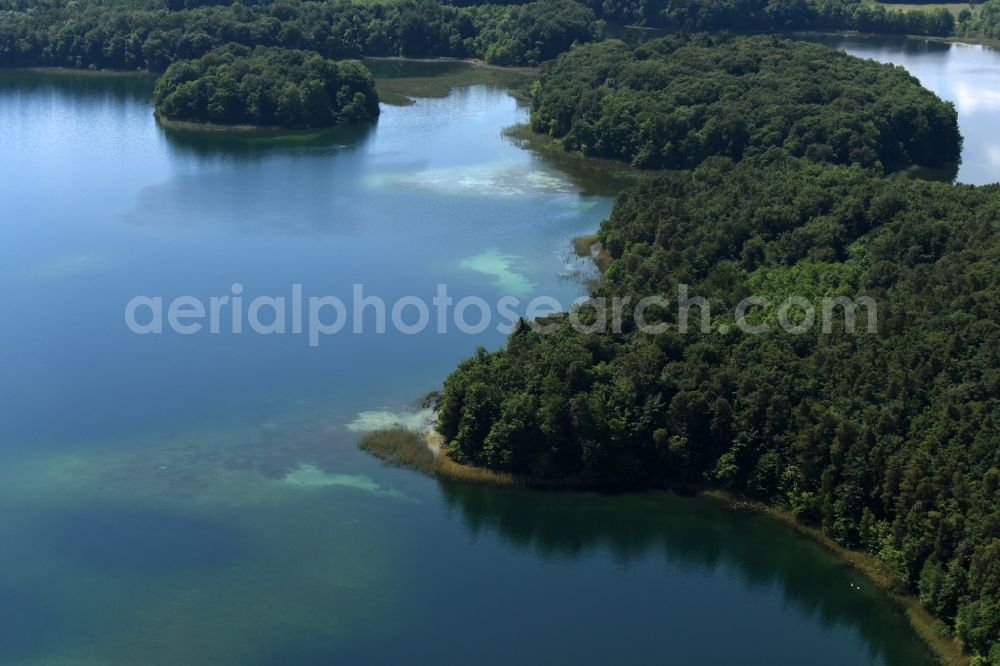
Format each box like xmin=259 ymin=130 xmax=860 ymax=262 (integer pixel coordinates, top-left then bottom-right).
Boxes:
xmin=0 ymin=46 xmax=980 ymax=663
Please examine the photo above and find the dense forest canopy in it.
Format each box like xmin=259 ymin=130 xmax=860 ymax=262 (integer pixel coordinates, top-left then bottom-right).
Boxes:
xmin=531 ymin=35 xmax=961 ymax=171
xmin=153 ymin=44 xmax=379 ymax=127
xmin=590 ymin=0 xmax=956 ymax=35
xmin=0 ymin=0 xmax=599 ymax=69
xmin=958 ymin=0 xmax=1000 ymax=39
xmin=438 ymin=154 xmax=1000 ymax=661
xmin=0 ymin=0 xmax=971 ymax=73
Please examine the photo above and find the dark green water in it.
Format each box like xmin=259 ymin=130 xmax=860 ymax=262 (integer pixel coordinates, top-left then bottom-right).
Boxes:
xmin=0 ymin=44 xmax=984 ymax=663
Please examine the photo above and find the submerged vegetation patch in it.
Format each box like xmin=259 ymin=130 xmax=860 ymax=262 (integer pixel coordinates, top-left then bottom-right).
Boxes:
xmin=459 ymin=249 xmax=537 ymax=297
xmin=368 ymin=162 xmax=575 ymax=198
xmin=358 ymin=428 xmax=437 ymax=475
xmin=572 ymin=233 xmax=599 ymax=257
xmin=571 ymin=233 xmax=611 ymax=271
xmin=501 ymin=123 xmax=650 ymax=198
xmin=282 ymin=463 xmax=414 ymax=501
xmin=359 ymin=428 xmax=521 ymax=486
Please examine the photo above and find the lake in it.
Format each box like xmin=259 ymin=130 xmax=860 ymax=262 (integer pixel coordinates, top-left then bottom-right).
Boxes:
xmin=0 ymin=38 xmax=992 ymax=665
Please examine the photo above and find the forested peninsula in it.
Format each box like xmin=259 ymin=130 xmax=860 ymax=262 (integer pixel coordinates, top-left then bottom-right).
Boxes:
xmin=153 ymin=45 xmax=379 ymax=127
xmin=437 ymin=154 xmax=1000 ymax=661
xmin=529 ymin=35 xmax=961 ymax=171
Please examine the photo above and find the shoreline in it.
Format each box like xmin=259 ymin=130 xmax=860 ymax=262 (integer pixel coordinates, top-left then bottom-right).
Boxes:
xmin=700 ymin=490 xmax=969 ymax=666
xmin=792 ymin=28 xmax=1000 ymax=50
xmin=933 ymin=33 xmax=1000 ymax=49
xmin=362 ymin=55 xmax=538 ymax=76
xmin=368 ymin=59 xmax=535 ymax=106
xmin=427 ymin=429 xmax=600 ymax=488
xmin=360 ymin=425 xmax=970 ymax=666
xmin=501 ymin=123 xmax=654 ymax=197
xmin=3 ymin=66 xmax=153 ymax=77
xmin=153 ymin=111 xmax=354 ymax=135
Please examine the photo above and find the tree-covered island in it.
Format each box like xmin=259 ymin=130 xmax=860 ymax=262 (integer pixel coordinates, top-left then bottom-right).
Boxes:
xmin=153 ymin=44 xmax=380 ymax=128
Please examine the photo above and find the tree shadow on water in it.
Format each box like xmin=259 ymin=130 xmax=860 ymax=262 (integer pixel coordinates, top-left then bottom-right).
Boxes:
xmin=0 ymin=70 xmax=155 ymax=103
xmin=437 ymin=482 xmax=935 ymax=666
xmin=156 ymin=119 xmax=376 ymax=162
